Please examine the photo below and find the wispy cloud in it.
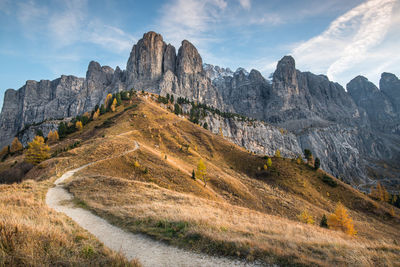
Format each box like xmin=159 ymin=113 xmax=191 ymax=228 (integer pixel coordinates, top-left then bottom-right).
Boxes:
xmin=238 ymin=0 xmax=251 ymax=10
xmin=15 ymin=0 xmax=135 ymax=53
xmin=248 ymin=13 xmax=282 ymax=25
xmin=292 ymin=0 xmax=397 ymax=85
xmin=158 ymin=0 xmax=228 ymax=48
xmin=16 ymin=0 xmax=48 ymax=36
xmin=47 ymin=0 xmax=86 ymax=47
xmin=87 ymin=24 xmax=135 ymax=53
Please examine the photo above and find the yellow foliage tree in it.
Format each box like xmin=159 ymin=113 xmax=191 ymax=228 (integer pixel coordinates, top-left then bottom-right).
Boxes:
xmin=296 ymin=155 xmax=303 ymax=164
xmin=0 ymin=146 xmax=9 ymax=158
xmin=219 ymin=127 xmax=223 ymax=138
xmin=76 ymin=121 xmax=83 ymax=132
xmin=197 ymin=159 xmax=208 ymax=187
xmin=105 ymin=93 xmax=113 ymax=108
xmin=93 ymin=108 xmax=100 ymax=120
xmin=25 ymin=136 xmax=50 ymax=165
xmin=275 ymin=149 xmax=281 ymax=158
xmin=297 ymin=210 xmax=314 ymax=224
xmin=327 ymin=202 xmax=357 ymax=236
xmin=370 ymin=182 xmax=389 ymax=202
xmin=389 ymin=207 xmax=395 ymax=217
xmin=47 ymin=130 xmax=59 ymax=143
xmin=111 ymin=98 xmax=117 ymax=112
xmin=267 ymin=157 xmax=272 ymax=167
xmin=263 ymin=164 xmax=268 ymax=170
xmin=10 ymin=137 xmax=23 ymax=153
xmin=133 ymin=160 xmax=140 ymax=168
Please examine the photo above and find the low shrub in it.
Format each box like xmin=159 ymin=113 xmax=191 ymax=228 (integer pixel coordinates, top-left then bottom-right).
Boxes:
xmin=321 ymin=175 xmax=338 ymax=187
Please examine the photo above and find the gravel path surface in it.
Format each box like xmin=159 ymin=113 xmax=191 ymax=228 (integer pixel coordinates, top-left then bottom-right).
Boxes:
xmin=46 ymin=141 xmax=263 ymax=266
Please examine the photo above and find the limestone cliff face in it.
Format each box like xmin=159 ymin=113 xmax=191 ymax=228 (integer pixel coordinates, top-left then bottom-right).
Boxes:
xmin=347 ymin=75 xmax=397 ymax=134
xmin=380 ymin=72 xmax=400 ymax=116
xmin=126 ymin=31 xmax=167 ymax=91
xmin=1 ymin=31 xmax=399 ymax=190
xmin=125 ymin=32 xmax=222 ymax=107
xmin=0 ymin=61 xmax=125 ymax=147
xmin=264 ymin=56 xmax=362 ymax=130
xmin=202 ymin=113 xmax=302 ymax=158
xmin=213 ymin=68 xmax=271 ymax=120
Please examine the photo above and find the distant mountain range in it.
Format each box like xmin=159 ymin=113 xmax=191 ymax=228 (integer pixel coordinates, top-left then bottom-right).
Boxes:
xmin=1 ymin=31 xmax=399 ymax=192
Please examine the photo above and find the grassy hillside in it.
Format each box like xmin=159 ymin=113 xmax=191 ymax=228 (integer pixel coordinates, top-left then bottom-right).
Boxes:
xmin=0 ymin=179 xmax=140 ymax=266
xmin=1 ymin=91 xmax=399 ymax=266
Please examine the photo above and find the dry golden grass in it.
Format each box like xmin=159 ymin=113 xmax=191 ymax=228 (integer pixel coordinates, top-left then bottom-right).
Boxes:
xmin=0 ymin=179 xmax=140 ymax=266
xmin=68 ymin=175 xmax=400 ymax=266
xmin=53 ymin=95 xmax=399 ymax=266
xmin=3 ymin=94 xmax=398 ymax=266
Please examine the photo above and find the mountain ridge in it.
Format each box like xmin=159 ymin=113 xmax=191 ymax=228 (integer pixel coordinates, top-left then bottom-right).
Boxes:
xmin=1 ymin=31 xmax=399 ymax=192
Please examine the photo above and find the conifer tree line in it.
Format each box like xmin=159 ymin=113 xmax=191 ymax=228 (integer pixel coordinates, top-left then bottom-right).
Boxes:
xmin=157 ymin=94 xmax=253 ymax=124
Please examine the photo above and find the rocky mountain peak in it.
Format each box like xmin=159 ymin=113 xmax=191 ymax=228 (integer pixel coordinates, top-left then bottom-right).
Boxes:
xmin=142 ymin=31 xmax=164 ymax=42
xmin=249 ymin=69 xmax=264 ymax=81
xmin=347 ymin=75 xmax=379 ymax=98
xmin=203 ymin=64 xmax=233 ymax=81
xmin=347 ymin=74 xmax=397 ymax=132
xmin=86 ymin=61 xmax=113 ymax=85
xmin=176 ymin=40 xmax=203 ymax=75
xmin=273 ymin=55 xmax=297 ymax=87
xmin=380 ymin=72 xmax=400 ymax=114
xmin=87 ymin=61 xmax=101 ymax=73
xmin=234 ymin=67 xmax=249 ymax=76
xmin=126 ymin=31 xmax=167 ymax=89
xmin=381 ymin=72 xmax=399 ymax=85
xmin=380 ymin=72 xmax=400 ymax=95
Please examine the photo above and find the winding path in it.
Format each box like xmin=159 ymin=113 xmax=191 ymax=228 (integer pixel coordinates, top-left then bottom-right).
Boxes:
xmin=46 ymin=141 xmax=260 ymax=267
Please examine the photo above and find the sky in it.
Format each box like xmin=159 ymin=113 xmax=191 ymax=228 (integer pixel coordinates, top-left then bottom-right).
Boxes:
xmin=0 ymin=0 xmax=399 ymax=109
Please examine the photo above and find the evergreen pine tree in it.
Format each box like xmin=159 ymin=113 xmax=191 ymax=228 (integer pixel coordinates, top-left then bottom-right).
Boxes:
xmin=58 ymin=122 xmax=68 ymax=138
xmin=314 ymin=157 xmax=320 ymax=170
xmin=100 ymin=104 xmax=106 ymax=115
xmin=304 ymin=149 xmax=312 ymax=162
xmin=116 ymin=93 xmax=122 ymax=106
xmin=320 ymin=214 xmax=328 ymax=228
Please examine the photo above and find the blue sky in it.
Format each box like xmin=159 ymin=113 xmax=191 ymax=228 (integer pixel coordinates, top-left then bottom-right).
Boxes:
xmin=0 ymin=0 xmax=399 ymax=109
